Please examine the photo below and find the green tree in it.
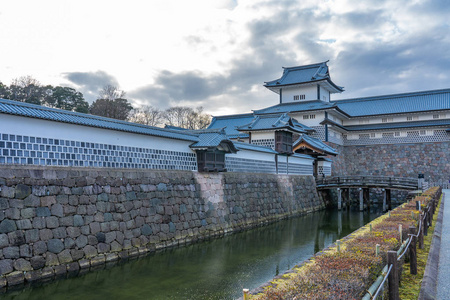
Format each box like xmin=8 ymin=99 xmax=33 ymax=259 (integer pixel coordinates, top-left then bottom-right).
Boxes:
xmin=90 ymin=85 xmax=133 ymax=120
xmin=8 ymin=76 xmax=44 ymax=105
xmin=44 ymin=86 xmax=89 ymax=113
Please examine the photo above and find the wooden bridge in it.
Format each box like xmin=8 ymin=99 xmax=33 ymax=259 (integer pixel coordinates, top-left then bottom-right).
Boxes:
xmin=316 ymin=176 xmax=418 ymax=190
xmin=315 ymin=176 xmax=419 ymax=211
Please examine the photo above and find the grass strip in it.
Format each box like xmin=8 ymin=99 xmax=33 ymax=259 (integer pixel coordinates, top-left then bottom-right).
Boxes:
xmin=398 ymin=194 xmax=442 ymax=299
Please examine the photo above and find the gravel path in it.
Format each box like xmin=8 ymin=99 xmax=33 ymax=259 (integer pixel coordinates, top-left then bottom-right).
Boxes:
xmin=436 ymin=189 xmax=450 ymax=300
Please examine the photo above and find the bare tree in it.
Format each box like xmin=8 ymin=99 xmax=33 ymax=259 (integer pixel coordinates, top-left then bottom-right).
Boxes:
xmin=98 ymin=84 xmax=126 ymax=100
xmin=128 ymin=105 xmax=163 ymax=127
xmin=163 ymin=106 xmax=211 ymax=129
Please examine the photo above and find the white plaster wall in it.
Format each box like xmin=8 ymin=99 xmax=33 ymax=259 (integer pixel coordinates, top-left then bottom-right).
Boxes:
xmin=227 ymin=149 xmax=275 ymax=162
xmin=251 ymin=131 xmax=274 ymax=140
xmin=289 ymin=155 xmax=314 ymax=166
xmin=281 ymin=85 xmax=317 ymax=103
xmin=0 ymin=114 xmax=194 ymax=153
xmin=290 ymin=112 xmax=325 ymax=127
xmin=319 ymin=86 xmax=330 ymax=102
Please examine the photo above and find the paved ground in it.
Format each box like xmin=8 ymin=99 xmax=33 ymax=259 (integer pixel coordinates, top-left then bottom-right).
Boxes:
xmin=436 ymin=189 xmax=449 ymax=300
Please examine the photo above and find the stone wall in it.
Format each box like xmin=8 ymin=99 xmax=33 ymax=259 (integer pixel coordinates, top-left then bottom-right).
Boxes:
xmin=0 ymin=166 xmax=323 ymax=288
xmin=328 ymin=142 xmax=450 ymax=184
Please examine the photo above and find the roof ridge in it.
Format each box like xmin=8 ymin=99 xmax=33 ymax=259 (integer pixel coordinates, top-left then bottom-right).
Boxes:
xmin=282 ymin=60 xmax=329 ymax=71
xmin=332 ymin=88 xmax=450 ymax=104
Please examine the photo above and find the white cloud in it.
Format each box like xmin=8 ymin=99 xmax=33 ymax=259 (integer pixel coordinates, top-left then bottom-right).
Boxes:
xmin=1 ymin=0 xmax=450 ymax=115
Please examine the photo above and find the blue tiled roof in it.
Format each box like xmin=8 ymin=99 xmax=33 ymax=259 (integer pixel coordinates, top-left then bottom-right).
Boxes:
xmin=264 ymin=61 xmax=344 ymax=92
xmin=344 ymin=119 xmax=450 ymax=131
xmin=232 ymin=142 xmax=278 ymax=154
xmin=208 ymin=113 xmax=254 ymax=138
xmin=0 ymin=98 xmax=199 ymax=142
xmin=333 ymin=89 xmax=450 ymax=117
xmin=253 ymin=100 xmax=337 ymax=115
xmin=294 ymin=134 xmax=338 ymax=155
xmin=237 ymin=113 xmax=306 ymax=133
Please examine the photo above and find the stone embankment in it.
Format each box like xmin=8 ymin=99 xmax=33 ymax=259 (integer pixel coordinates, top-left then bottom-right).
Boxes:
xmin=0 ymin=166 xmax=323 ymax=288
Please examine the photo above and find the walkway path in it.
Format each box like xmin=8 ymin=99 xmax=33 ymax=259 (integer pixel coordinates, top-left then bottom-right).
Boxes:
xmin=436 ymin=189 xmax=449 ymax=299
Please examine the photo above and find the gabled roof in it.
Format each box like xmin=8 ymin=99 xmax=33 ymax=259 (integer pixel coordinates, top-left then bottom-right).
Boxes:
xmin=253 ymin=100 xmax=339 ymax=115
xmin=207 ymin=113 xmax=254 ymax=139
xmin=333 ymin=89 xmax=450 ymax=117
xmin=0 ymin=98 xmax=199 ymax=142
xmin=293 ymin=134 xmax=338 ymax=156
xmin=264 ymin=61 xmax=344 ymax=94
xmin=189 ymin=128 xmax=238 ymax=153
xmin=237 ymin=113 xmax=307 ymax=133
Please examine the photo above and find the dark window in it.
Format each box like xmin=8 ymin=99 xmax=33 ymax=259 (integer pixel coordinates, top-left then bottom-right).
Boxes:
xmin=196 ymin=150 xmax=226 ymax=172
xmin=275 ymin=131 xmax=293 ymax=154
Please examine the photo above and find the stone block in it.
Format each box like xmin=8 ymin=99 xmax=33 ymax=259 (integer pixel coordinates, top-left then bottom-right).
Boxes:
xmin=15 ymin=184 xmax=31 ymax=199
xmin=51 ymin=204 xmax=64 ymax=217
xmin=0 ymin=259 xmax=13 ymax=275
xmin=59 ymin=216 xmax=74 ymax=227
xmin=46 ymin=216 xmax=59 ymax=229
xmin=46 ymin=252 xmax=60 ymax=266
xmin=20 ymin=208 xmax=35 ymax=219
xmin=3 ymin=246 xmax=20 ymax=259
xmin=6 ymin=208 xmax=20 ymax=220
xmin=89 ymin=222 xmax=100 ymax=234
xmin=88 ymin=235 xmax=98 ymax=245
xmin=1 ymin=186 xmax=14 ymax=198
xmin=52 ymin=227 xmax=67 ymax=239
xmin=73 ymin=215 xmax=84 ymax=227
xmin=14 ymin=258 xmax=32 ymax=271
xmin=57 ymin=249 xmax=73 ymax=264
xmin=6 ymin=271 xmax=24 ymax=286
xmin=48 ymin=239 xmax=65 ymax=254
xmin=25 ymin=229 xmax=39 ymax=243
xmin=0 ymin=198 xmax=8 ymax=210
xmin=64 ymin=237 xmax=76 ymax=249
xmin=0 ymin=233 xmax=8 ymax=248
xmin=75 ymin=235 xmax=88 ymax=248
xmin=110 ymin=241 xmax=122 ymax=252
xmin=8 ymin=230 xmax=25 ymax=246
xmin=83 ymin=245 xmax=97 ymax=259
xmin=20 ymin=244 xmax=32 ymax=258
xmin=67 ymin=262 xmax=80 ymax=273
xmin=97 ymin=243 xmax=110 ymax=253
xmin=54 ymin=264 xmax=67 ymax=276
xmin=71 ymin=249 xmax=85 ymax=261
xmin=39 ymin=229 xmax=53 ymax=241
xmin=96 ymin=232 xmax=106 ymax=243
xmin=0 ymin=219 xmax=17 ymax=233
xmin=67 ymin=227 xmax=81 ymax=238
xmin=36 ymin=207 xmax=51 ymax=217
xmin=30 ymin=256 xmax=46 ymax=269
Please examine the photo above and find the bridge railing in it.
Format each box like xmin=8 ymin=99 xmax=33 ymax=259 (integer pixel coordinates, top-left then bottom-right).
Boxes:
xmin=316 ymin=175 xmax=418 ymax=189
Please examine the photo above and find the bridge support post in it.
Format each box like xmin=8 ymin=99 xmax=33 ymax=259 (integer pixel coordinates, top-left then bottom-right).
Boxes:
xmin=386 ymin=189 xmax=392 ymax=210
xmin=364 ymin=188 xmax=370 ymax=210
xmin=359 ymin=188 xmax=364 ymax=211
xmin=382 ymin=189 xmax=387 ymax=212
xmin=337 ymin=188 xmax=342 ymax=210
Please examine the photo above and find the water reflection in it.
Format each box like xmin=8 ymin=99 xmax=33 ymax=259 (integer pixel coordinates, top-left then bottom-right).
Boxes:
xmin=4 ymin=209 xmax=382 ymax=300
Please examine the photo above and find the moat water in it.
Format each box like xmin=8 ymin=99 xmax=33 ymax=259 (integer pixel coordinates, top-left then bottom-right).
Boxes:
xmin=3 ymin=209 xmax=382 ymax=300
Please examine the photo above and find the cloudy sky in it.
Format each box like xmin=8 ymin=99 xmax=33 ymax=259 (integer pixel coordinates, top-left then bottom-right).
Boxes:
xmin=1 ymin=0 xmax=450 ymax=116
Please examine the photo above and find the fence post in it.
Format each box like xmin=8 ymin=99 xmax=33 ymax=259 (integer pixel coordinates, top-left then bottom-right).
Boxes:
xmin=388 ymin=251 xmax=399 ymax=300
xmin=419 ymin=214 xmax=424 ymax=249
xmin=409 ymin=226 xmax=417 ymax=275
xmin=424 ymin=213 xmax=428 ymax=236
xmin=428 ymin=207 xmax=433 ymax=227
xmin=243 ymin=289 xmax=249 ymax=300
